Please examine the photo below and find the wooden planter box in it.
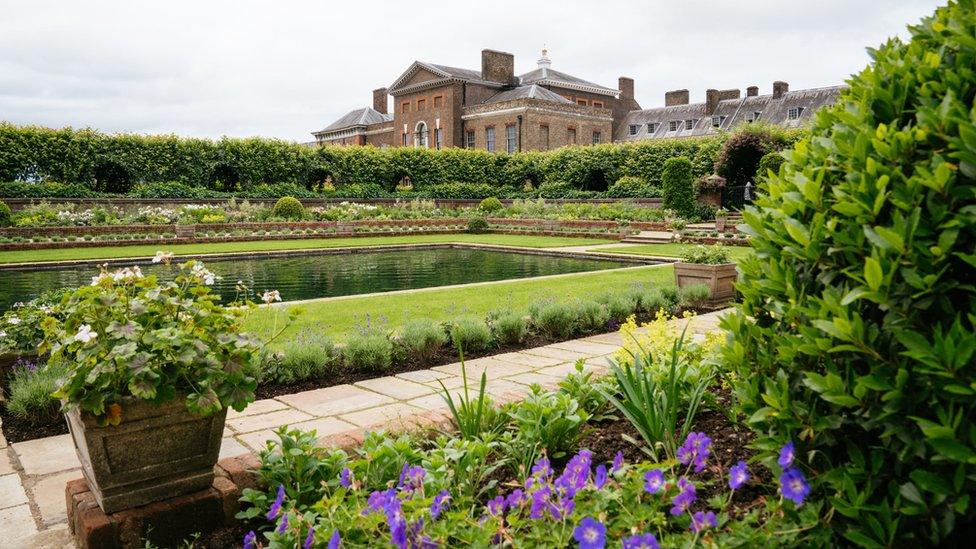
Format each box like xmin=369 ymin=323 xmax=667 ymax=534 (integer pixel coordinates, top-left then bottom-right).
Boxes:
xmin=65 ymin=396 xmax=227 ymax=514
xmin=674 ymin=262 xmax=738 ymax=307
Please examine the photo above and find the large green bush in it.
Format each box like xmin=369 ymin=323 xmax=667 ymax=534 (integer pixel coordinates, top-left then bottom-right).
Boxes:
xmin=272 ymin=196 xmax=304 ymax=219
xmin=661 ymin=156 xmax=695 ymax=216
xmin=0 ymin=200 xmax=11 ymax=226
xmin=714 ymin=124 xmax=803 ymax=187
xmin=722 ymin=1 xmax=976 ymax=544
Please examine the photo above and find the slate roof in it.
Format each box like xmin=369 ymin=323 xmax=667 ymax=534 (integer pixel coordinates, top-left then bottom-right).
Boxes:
xmin=617 ymin=85 xmax=846 ymax=141
xmin=315 ymin=107 xmax=392 ymax=134
xmin=518 ymin=67 xmax=619 ymax=96
xmin=482 ymin=84 xmax=574 ymax=105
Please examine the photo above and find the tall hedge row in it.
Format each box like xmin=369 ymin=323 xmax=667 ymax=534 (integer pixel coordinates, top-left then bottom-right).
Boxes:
xmin=0 ymin=123 xmax=789 ymax=194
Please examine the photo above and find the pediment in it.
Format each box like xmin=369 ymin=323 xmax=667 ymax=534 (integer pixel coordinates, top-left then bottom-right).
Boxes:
xmin=389 ymin=61 xmax=451 ymax=93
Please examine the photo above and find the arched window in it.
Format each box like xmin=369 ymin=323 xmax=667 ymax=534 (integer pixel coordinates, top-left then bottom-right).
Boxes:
xmin=415 ymin=122 xmax=429 ymax=148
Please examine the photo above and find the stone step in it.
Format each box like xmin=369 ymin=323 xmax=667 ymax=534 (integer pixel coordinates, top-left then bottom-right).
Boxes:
xmin=621 ymin=230 xmax=673 ymax=244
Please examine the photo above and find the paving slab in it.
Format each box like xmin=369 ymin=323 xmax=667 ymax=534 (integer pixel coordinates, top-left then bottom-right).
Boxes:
xmin=406 ymin=393 xmax=450 ymax=411
xmin=225 ymin=408 xmax=315 ymax=433
xmin=219 ymin=437 xmax=251 ymax=459
xmin=226 ymin=398 xmax=291 ymax=420
xmin=431 ymin=357 xmax=536 ymax=378
xmin=489 ymin=352 xmax=567 ymax=368
xmin=582 ymin=332 xmax=626 ymax=345
xmin=0 ymin=473 xmax=29 ymax=509
xmin=277 ymin=384 xmax=395 ymax=417
xmin=1 ymin=504 xmax=38 ymax=542
xmin=11 ymin=523 xmax=73 ymax=549
xmin=340 ymin=403 xmax=425 ymax=429
xmin=537 ymin=361 xmax=602 ymax=379
xmin=548 ymin=339 xmax=620 ymax=355
xmin=12 ymin=434 xmax=80 ymax=476
xmin=520 ymin=346 xmax=596 ymax=361
xmin=0 ymin=448 xmax=15 ymax=476
xmin=31 ymin=470 xmax=79 ymax=526
xmin=354 ymin=377 xmax=437 ymax=400
xmin=505 ymin=371 xmax=564 ymax=387
xmin=395 ymin=369 xmax=454 ymax=383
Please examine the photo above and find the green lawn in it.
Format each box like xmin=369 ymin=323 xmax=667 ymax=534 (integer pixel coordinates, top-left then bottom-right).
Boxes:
xmin=588 ymin=243 xmax=753 ymax=262
xmin=0 ymin=234 xmax=614 ymax=264
xmin=244 ymin=264 xmax=674 ymax=344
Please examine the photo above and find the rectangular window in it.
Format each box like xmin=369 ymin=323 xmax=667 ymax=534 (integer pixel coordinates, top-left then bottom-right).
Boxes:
xmin=466 ymin=130 xmax=475 ymax=149
xmin=685 ymin=119 xmax=695 ymax=130
xmin=401 ymin=102 xmax=410 ymax=113
xmin=417 ymin=99 xmax=426 ymax=111
xmin=540 ymin=125 xmax=549 ymax=150
xmin=402 ymin=133 xmax=408 ymax=146
xmin=628 ymin=124 xmax=638 ymax=136
xmin=788 ymin=107 xmax=803 ymax=120
xmin=592 ymin=131 xmax=601 ymax=144
xmin=567 ymin=127 xmax=577 ymax=144
xmin=433 ymin=96 xmax=443 ymax=108
xmin=647 ymin=123 xmax=657 ymax=134
xmin=753 ymin=111 xmax=762 ymax=122
xmin=711 ymin=116 xmax=724 ymax=128
xmin=593 ymin=101 xmax=604 ymax=108
xmin=506 ymin=125 xmax=517 ymax=153
xmin=576 ymin=99 xmax=588 ymax=106
xmin=435 ymin=128 xmax=442 ymax=150
xmin=485 ymin=127 xmax=495 ymax=152
xmin=668 ymin=121 xmax=678 ymax=132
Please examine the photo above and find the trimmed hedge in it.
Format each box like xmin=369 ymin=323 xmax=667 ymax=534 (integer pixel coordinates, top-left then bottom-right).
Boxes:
xmin=0 ymin=123 xmax=798 ymax=197
xmin=661 ymin=156 xmax=695 ymax=216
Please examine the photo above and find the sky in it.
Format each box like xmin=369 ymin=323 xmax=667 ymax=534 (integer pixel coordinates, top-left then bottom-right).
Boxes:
xmin=0 ymin=0 xmax=946 ymax=142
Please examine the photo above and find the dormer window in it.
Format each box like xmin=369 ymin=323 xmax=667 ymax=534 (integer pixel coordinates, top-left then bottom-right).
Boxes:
xmin=684 ymin=119 xmax=695 ymax=130
xmin=647 ymin=123 xmax=657 ymax=134
xmin=668 ymin=120 xmax=678 ymax=132
xmin=711 ymin=116 xmax=725 ymax=128
xmin=629 ymin=124 xmax=638 ymax=136
xmin=788 ymin=107 xmax=803 ymax=120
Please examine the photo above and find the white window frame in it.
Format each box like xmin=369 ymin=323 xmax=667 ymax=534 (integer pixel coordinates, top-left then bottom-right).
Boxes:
xmin=668 ymin=120 xmax=678 ymax=132
xmin=647 ymin=123 xmax=657 ymax=134
xmin=628 ymin=124 xmax=638 ymax=136
xmin=788 ymin=107 xmax=803 ymax=120
xmin=685 ymin=119 xmax=695 ymax=130
xmin=711 ymin=115 xmax=724 ymax=128
xmin=485 ymin=127 xmax=495 ymax=152
xmin=465 ymin=130 xmax=475 ymax=149
xmin=506 ymin=125 xmax=517 ymax=153
xmin=415 ymin=121 xmax=429 ymax=148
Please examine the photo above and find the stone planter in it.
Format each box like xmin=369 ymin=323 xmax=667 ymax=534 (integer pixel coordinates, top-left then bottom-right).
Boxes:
xmin=65 ymin=396 xmax=227 ymax=514
xmin=174 ymin=225 xmax=196 ymax=238
xmin=674 ymin=262 xmax=738 ymax=307
xmin=715 ymin=215 xmax=728 ymax=232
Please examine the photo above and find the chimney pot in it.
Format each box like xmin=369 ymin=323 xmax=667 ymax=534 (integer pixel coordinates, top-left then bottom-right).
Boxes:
xmin=773 ymin=81 xmax=789 ymax=99
xmin=372 ymin=88 xmax=388 ymax=114
xmin=746 ymin=86 xmax=759 ymax=97
xmin=618 ymin=77 xmax=634 ymax=100
xmin=481 ymin=49 xmax=515 ymax=85
xmin=665 ymin=89 xmax=690 ymax=106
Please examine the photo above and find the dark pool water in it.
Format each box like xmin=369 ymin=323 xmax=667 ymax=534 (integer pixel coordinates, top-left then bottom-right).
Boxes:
xmin=0 ymin=248 xmax=633 ymax=310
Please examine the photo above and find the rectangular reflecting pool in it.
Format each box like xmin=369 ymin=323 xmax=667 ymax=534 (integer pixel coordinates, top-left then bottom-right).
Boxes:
xmin=0 ymin=247 xmax=640 ymax=310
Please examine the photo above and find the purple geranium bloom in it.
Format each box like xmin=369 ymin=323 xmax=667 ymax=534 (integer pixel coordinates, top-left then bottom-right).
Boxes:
xmin=243 ymin=530 xmax=257 ymax=549
xmin=275 ymin=513 xmax=289 ymax=534
xmin=778 ymin=441 xmax=795 ymax=469
xmin=506 ymin=489 xmax=526 ymax=509
xmin=327 ymin=529 xmax=341 ymax=549
xmin=529 ymin=485 xmax=552 ymax=519
xmin=611 ymin=451 xmax=624 ymax=473
xmin=364 ymin=488 xmax=396 ymax=515
xmin=430 ymin=489 xmax=451 ymax=519
xmin=573 ymin=517 xmax=606 ymax=549
xmin=400 ymin=465 xmax=426 ymax=492
xmin=531 ymin=456 xmax=552 ymax=480
xmin=387 ymin=498 xmax=407 ymax=549
xmin=267 ymin=484 xmax=285 ymax=520
xmin=780 ymin=467 xmax=811 ymax=506
xmin=303 ymin=526 xmax=315 ymax=549
xmin=594 ymin=464 xmax=608 ymax=489
xmin=622 ymin=533 xmax=660 ymax=549
xmin=729 ymin=460 xmax=749 ymax=490
xmin=670 ymin=477 xmax=696 ymax=516
xmin=556 ymin=450 xmax=593 ymax=498
xmin=691 ymin=510 xmax=717 ymax=532
xmin=487 ymin=495 xmax=506 ymax=516
xmin=643 ymin=469 xmax=665 ymax=494
xmin=340 ymin=467 xmax=352 ymax=488
xmin=676 ymin=432 xmax=713 ymax=473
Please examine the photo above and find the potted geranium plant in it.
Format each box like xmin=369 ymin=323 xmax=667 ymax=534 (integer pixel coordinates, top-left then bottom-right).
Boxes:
xmin=673 ymin=245 xmax=737 ymax=307
xmin=0 ymin=291 xmax=65 ymax=372
xmin=40 ymin=255 xmax=265 ymax=513
xmin=670 ymin=217 xmax=687 ymax=241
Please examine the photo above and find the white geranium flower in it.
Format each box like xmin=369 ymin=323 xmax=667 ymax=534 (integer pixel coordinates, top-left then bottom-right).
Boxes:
xmin=152 ymin=251 xmax=174 ymax=264
xmin=7 ymin=316 xmax=21 ymax=325
xmin=74 ymin=324 xmax=97 ymax=343
xmin=0 ymin=330 xmax=7 ymax=339
xmin=261 ymin=290 xmax=281 ymax=304
xmin=190 ymin=263 xmax=219 ymax=286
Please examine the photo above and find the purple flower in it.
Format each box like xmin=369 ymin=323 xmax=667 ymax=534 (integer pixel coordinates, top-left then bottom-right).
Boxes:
xmin=676 ymin=432 xmax=712 ymax=473
xmin=529 ymin=485 xmax=552 ymax=519
xmin=594 ymin=464 xmax=608 ymax=489
xmin=400 ymin=465 xmax=426 ymax=492
xmin=430 ymin=489 xmax=451 ymax=519
xmin=611 ymin=451 xmax=624 ymax=473
xmin=327 ymin=529 xmax=341 ymax=549
xmin=622 ymin=533 xmax=660 ymax=549
xmin=573 ymin=517 xmax=606 ymax=549
xmin=275 ymin=513 xmax=289 ymax=534
xmin=487 ymin=495 xmax=507 ymax=516
xmin=552 ymin=494 xmax=575 ymax=520
xmin=364 ymin=488 xmax=396 ymax=515
xmin=386 ymin=497 xmax=407 ymax=549
xmin=531 ymin=457 xmax=552 ymax=480
xmin=340 ymin=467 xmax=352 ymax=488
xmin=267 ymin=484 xmax=285 ymax=520
xmin=691 ymin=510 xmax=717 ymax=532
xmin=778 ymin=441 xmax=795 ymax=469
xmin=729 ymin=460 xmax=749 ymax=490
xmin=780 ymin=467 xmax=811 ymax=506
xmin=643 ymin=469 xmax=665 ymax=494
xmin=506 ymin=489 xmax=526 ymax=509
xmin=243 ymin=530 xmax=257 ymax=549
xmin=556 ymin=450 xmax=593 ymax=498
xmin=670 ymin=477 xmax=696 ymax=516
xmin=304 ymin=526 xmax=315 ymax=549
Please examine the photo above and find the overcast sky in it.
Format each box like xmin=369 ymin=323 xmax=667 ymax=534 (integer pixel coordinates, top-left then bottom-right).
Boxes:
xmin=0 ymin=0 xmax=945 ymax=142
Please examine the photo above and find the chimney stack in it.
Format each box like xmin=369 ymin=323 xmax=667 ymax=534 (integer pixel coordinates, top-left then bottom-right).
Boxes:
xmin=618 ymin=77 xmax=634 ymax=100
xmin=665 ymin=89 xmax=690 ymax=106
xmin=372 ymin=88 xmax=388 ymax=114
xmin=773 ymin=81 xmax=789 ymax=99
xmin=705 ymin=88 xmax=741 ymax=115
xmin=746 ymin=86 xmax=759 ymax=97
xmin=482 ymin=49 xmax=515 ymax=85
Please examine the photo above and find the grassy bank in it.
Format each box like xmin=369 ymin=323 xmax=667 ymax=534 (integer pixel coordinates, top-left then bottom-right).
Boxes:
xmin=244 ymin=264 xmax=673 ymax=344
xmin=0 ymin=234 xmax=615 ymax=264
xmin=588 ymin=243 xmax=753 ymax=262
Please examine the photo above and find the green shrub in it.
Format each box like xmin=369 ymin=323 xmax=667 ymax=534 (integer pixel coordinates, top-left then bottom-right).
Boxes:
xmin=0 ymin=200 xmax=11 ymax=226
xmin=504 ymin=387 xmax=589 ymax=464
xmin=477 ymin=197 xmax=503 ymax=213
xmin=467 ymin=217 xmax=489 ymax=234
xmin=678 ymin=283 xmax=711 ymax=310
xmin=263 ymin=335 xmax=335 ymax=384
xmin=722 ymin=1 xmax=976 ymax=543
xmin=5 ymin=361 xmax=67 ymax=422
xmin=756 ymin=151 xmax=786 ymax=181
xmin=449 ymin=317 xmax=492 ymax=353
xmin=532 ymin=301 xmax=577 ymax=340
xmin=272 ymin=196 xmax=304 ymax=219
xmin=0 ymin=181 xmax=104 ymax=198
xmin=397 ymin=319 xmax=448 ymax=362
xmin=638 ymin=287 xmax=673 ymax=316
xmin=575 ymin=300 xmax=611 ymax=333
xmin=680 ymin=244 xmax=731 ymax=264
xmin=713 ymin=124 xmax=799 ymax=188
xmin=342 ymin=331 xmax=393 ymax=373
xmin=598 ymin=293 xmax=638 ymax=323
xmin=604 ymin=176 xmax=657 ymax=198
xmin=492 ymin=311 xmax=529 ymax=346
xmin=661 ymin=156 xmax=695 ymax=216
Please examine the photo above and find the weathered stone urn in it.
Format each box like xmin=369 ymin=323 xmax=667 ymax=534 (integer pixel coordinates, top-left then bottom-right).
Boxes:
xmin=674 ymin=262 xmax=738 ymax=307
xmin=65 ymin=396 xmax=227 ymax=513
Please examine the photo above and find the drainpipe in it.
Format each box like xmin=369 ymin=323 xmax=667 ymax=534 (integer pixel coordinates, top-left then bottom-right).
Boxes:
xmin=517 ymin=114 xmax=523 ymax=152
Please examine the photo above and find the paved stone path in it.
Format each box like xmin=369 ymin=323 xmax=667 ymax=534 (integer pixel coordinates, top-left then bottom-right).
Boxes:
xmin=0 ymin=311 xmax=727 ymax=547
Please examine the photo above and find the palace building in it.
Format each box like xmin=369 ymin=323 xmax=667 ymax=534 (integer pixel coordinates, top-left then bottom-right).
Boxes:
xmin=312 ymin=49 xmax=843 ymax=151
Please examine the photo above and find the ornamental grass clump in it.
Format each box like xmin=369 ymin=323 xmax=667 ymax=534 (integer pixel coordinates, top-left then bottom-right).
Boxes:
xmin=722 ymin=1 xmax=976 ymax=543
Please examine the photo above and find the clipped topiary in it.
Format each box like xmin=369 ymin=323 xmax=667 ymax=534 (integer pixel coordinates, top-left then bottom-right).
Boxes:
xmin=722 ymin=1 xmax=976 ymax=544
xmin=272 ymin=196 xmax=304 ymax=220
xmin=0 ymin=200 xmax=11 ymax=227
xmin=478 ymin=196 xmax=504 ymax=213
xmin=756 ymin=151 xmax=786 ymax=182
xmin=661 ymin=156 xmax=695 ymax=216
xmin=467 ymin=217 xmax=489 ymax=234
